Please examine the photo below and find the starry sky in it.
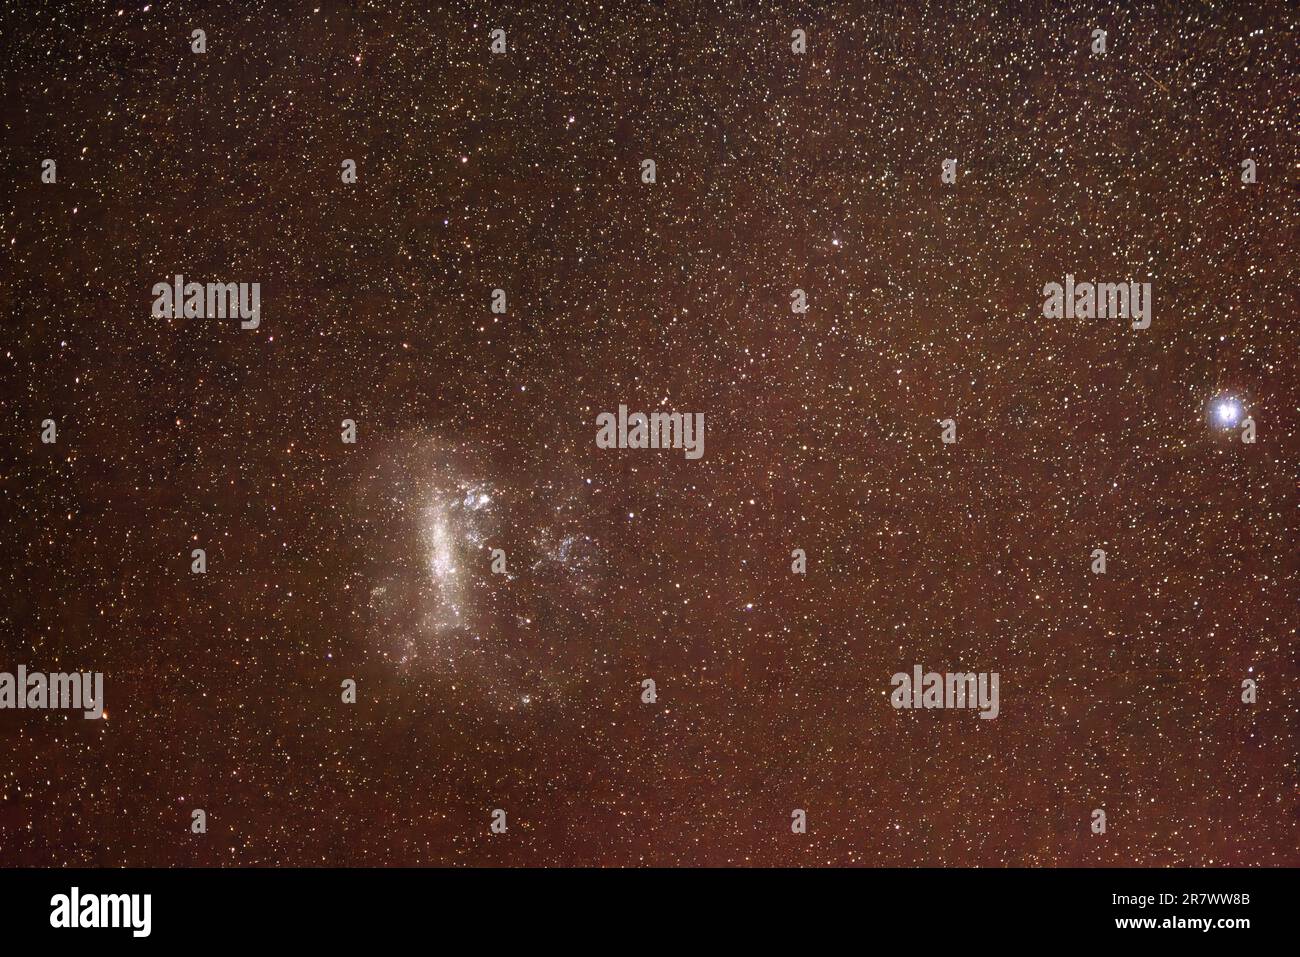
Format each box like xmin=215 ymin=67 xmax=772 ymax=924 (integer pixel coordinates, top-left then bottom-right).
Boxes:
xmin=1 ymin=1 xmax=1296 ymax=866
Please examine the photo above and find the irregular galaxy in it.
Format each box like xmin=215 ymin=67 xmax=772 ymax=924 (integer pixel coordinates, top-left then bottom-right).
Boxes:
xmin=0 ymin=1 xmax=1296 ymax=866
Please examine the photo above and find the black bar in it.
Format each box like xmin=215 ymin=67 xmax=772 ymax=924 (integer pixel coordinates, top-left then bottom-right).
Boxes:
xmin=0 ymin=867 xmax=1279 ymax=943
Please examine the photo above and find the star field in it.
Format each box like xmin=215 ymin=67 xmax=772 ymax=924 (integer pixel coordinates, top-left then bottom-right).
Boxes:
xmin=1 ymin=1 xmax=1296 ymax=866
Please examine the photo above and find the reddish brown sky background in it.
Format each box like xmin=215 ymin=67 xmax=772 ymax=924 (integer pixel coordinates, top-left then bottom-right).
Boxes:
xmin=1 ymin=0 xmax=1296 ymax=865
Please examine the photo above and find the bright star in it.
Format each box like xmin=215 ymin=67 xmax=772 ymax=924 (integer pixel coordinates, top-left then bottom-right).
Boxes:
xmin=1214 ymin=399 xmax=1241 ymax=426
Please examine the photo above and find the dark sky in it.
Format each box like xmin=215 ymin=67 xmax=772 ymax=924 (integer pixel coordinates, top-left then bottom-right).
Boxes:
xmin=1 ymin=1 xmax=1296 ymax=866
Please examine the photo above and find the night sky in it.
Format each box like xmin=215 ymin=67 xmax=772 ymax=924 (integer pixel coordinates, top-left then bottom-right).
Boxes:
xmin=2 ymin=1 xmax=1296 ymax=866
